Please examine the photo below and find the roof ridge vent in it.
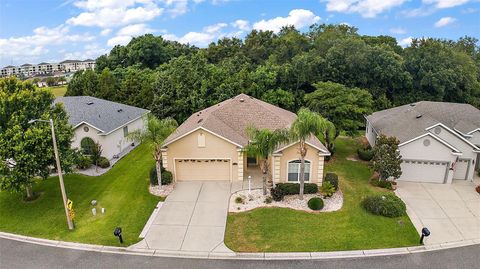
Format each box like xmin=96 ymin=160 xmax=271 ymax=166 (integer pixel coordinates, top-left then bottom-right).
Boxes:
xmin=410 ymin=103 xmax=416 ymax=107
xmin=239 ymin=98 xmax=245 ymax=102
xmin=87 ymin=101 xmax=94 ymax=105
xmin=416 ymin=114 xmax=423 ymax=119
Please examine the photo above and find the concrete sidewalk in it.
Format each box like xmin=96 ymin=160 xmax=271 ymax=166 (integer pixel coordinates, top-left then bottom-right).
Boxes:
xmin=135 ymin=181 xmax=233 ymax=254
xmin=396 ymin=178 xmax=480 ymax=245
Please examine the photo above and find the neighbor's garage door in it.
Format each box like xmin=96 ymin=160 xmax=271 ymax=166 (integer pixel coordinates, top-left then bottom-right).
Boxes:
xmin=399 ymin=160 xmax=448 ymax=183
xmin=453 ymin=159 xmax=470 ymax=180
xmin=175 ymin=159 xmax=230 ymax=181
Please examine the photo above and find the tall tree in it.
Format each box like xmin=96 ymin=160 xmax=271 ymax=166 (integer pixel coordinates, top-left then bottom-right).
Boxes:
xmin=289 ymin=108 xmax=335 ymax=200
xmin=0 ymin=77 xmax=76 ymax=200
xmin=128 ymin=115 xmax=177 ymax=186
xmin=245 ymin=127 xmax=289 ymax=195
xmin=305 ymin=82 xmax=373 ymax=136
xmin=372 ymin=135 xmax=403 ymax=181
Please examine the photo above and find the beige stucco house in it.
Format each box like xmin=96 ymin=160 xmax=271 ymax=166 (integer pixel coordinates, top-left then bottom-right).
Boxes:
xmin=55 ymin=96 xmax=149 ymax=160
xmin=366 ymin=101 xmax=480 ymax=184
xmin=161 ymin=94 xmax=330 ymax=184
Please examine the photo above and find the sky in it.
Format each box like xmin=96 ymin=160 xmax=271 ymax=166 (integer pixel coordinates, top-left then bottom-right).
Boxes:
xmin=0 ymin=0 xmax=479 ymax=67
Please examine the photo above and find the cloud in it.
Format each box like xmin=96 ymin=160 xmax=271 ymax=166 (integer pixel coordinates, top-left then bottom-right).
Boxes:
xmin=0 ymin=24 xmax=94 ymax=64
xmin=100 ymin=29 xmax=112 ymax=36
xmin=398 ymin=36 xmax=413 ymax=47
xmin=325 ymin=0 xmax=408 ymax=18
xmin=423 ymin=0 xmax=470 ymax=9
xmin=253 ymin=9 xmax=320 ymax=33
xmin=67 ymin=0 xmax=163 ymax=28
xmin=164 ymin=22 xmax=228 ymax=46
xmin=117 ymin=23 xmax=154 ymax=36
xmin=63 ymin=43 xmax=108 ymax=60
xmin=390 ymin=27 xmax=407 ymax=34
xmin=107 ymin=35 xmax=133 ymax=46
xmin=434 ymin=16 xmax=456 ymax=27
xmin=232 ymin=19 xmax=249 ymax=31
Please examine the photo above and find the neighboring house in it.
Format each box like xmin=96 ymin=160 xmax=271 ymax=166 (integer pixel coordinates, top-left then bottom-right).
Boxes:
xmin=54 ymin=96 xmax=149 ymax=160
xmin=366 ymin=101 xmax=480 ymax=184
xmin=161 ymin=94 xmax=330 ymax=183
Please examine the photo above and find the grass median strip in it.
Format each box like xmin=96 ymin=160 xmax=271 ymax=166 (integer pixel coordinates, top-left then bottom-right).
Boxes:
xmin=0 ymin=143 xmax=160 ymax=246
xmin=225 ymin=137 xmax=420 ymax=252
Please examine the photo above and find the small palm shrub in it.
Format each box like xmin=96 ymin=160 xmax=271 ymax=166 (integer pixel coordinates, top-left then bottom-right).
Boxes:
xmin=307 ymin=197 xmax=324 ymax=210
xmin=235 ymin=196 xmax=244 ymax=204
xmin=371 ymin=178 xmax=394 ymax=190
xmin=320 ymin=181 xmax=336 ymax=198
xmin=264 ymin=196 xmax=273 ymax=204
xmin=357 ymin=148 xmax=374 ymax=161
xmin=76 ymin=155 xmax=92 ymax=169
xmin=97 ymin=156 xmax=110 ymax=168
xmin=324 ymin=173 xmax=339 ymax=190
xmin=362 ymin=193 xmax=406 ymax=218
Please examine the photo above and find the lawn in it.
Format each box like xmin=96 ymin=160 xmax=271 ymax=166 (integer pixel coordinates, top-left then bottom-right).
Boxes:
xmin=225 ymin=137 xmax=420 ymax=252
xmin=0 ymin=143 xmax=160 ymax=246
xmin=45 ymin=85 xmax=67 ymax=97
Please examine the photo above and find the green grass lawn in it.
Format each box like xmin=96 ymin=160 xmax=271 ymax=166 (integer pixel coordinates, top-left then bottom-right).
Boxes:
xmin=225 ymin=137 xmax=420 ymax=252
xmin=0 ymin=143 xmax=160 ymax=246
xmin=45 ymin=85 xmax=67 ymax=97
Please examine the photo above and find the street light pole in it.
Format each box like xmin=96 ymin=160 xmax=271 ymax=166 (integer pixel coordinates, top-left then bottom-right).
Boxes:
xmin=30 ymin=119 xmax=74 ymax=230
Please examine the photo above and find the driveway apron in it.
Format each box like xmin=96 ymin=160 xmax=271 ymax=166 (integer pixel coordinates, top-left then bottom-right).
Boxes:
xmin=143 ymin=181 xmax=231 ymax=252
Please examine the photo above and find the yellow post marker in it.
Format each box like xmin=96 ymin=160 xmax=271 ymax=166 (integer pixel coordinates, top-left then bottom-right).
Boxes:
xmin=67 ymin=199 xmax=73 ymax=211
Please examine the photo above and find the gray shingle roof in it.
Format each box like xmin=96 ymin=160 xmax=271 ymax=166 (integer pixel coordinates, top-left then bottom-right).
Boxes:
xmin=54 ymin=96 xmax=149 ymax=134
xmin=163 ymin=93 xmax=328 ymax=153
xmin=367 ymin=101 xmax=480 ymax=143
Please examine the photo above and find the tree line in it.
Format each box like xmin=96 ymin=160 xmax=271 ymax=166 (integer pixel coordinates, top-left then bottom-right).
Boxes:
xmin=66 ymin=24 xmax=480 ymax=136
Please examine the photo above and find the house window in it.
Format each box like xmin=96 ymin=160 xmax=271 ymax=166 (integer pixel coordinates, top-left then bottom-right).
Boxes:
xmin=123 ymin=126 xmax=128 ymax=137
xmin=198 ymin=132 xmax=206 ymax=147
xmin=287 ymin=160 xmax=310 ymax=182
xmin=83 ymin=126 xmax=89 ymax=132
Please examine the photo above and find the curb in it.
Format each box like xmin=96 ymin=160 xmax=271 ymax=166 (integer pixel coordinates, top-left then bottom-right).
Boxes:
xmin=1 ymin=231 xmax=479 ymax=260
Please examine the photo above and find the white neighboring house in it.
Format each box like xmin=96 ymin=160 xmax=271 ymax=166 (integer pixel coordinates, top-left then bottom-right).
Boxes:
xmin=366 ymin=101 xmax=480 ymax=184
xmin=54 ymin=96 xmax=149 ymax=160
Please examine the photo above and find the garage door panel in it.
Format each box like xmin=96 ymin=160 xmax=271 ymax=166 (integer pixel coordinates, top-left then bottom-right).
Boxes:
xmin=175 ymin=159 xmax=230 ymax=181
xmin=399 ymin=160 xmax=448 ymax=183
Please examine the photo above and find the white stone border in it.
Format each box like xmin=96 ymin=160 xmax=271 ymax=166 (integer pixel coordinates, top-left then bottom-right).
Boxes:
xmin=0 ymin=231 xmax=478 ymax=260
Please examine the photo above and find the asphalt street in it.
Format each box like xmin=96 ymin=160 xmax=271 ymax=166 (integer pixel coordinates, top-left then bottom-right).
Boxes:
xmin=0 ymin=238 xmax=479 ymax=269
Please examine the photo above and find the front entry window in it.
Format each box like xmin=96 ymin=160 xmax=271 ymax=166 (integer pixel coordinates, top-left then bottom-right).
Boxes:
xmin=288 ymin=160 xmax=310 ymax=182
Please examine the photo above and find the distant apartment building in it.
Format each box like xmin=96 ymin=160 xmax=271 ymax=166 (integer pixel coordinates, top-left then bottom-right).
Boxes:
xmin=0 ymin=59 xmax=96 ymax=78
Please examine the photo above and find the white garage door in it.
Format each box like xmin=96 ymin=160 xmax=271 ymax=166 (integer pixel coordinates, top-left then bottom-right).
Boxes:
xmin=175 ymin=159 xmax=231 ymax=181
xmin=399 ymin=160 xmax=448 ymax=183
xmin=453 ymin=159 xmax=470 ymax=180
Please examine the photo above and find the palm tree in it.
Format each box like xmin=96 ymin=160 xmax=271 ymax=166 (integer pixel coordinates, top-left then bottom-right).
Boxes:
xmin=289 ymin=108 xmax=335 ymax=200
xmin=245 ymin=127 xmax=289 ymax=195
xmin=129 ymin=115 xmax=177 ymax=186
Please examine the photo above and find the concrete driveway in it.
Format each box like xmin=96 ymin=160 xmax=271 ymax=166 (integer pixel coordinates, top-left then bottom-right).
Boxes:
xmin=141 ymin=181 xmax=232 ymax=252
xmin=396 ymin=178 xmax=480 ymax=245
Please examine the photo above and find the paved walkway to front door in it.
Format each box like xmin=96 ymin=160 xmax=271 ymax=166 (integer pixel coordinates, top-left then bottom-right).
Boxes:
xmin=396 ymin=178 xmax=480 ymax=245
xmin=139 ymin=181 xmax=232 ymax=253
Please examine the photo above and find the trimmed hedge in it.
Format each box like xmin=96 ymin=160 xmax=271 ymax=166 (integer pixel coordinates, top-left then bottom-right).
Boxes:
xmin=361 ymin=193 xmax=406 ymax=218
xmin=77 ymin=155 xmax=92 ymax=169
xmin=324 ymin=173 xmax=339 ymax=190
xmin=150 ymin=166 xmax=173 ymax=185
xmin=270 ymin=183 xmax=319 ymax=201
xmin=307 ymin=197 xmax=324 ymax=210
xmin=357 ymin=148 xmax=374 ymax=161
xmin=97 ymin=156 xmax=110 ymax=168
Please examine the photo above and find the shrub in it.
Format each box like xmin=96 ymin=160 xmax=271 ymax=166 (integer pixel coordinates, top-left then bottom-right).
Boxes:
xmin=150 ymin=167 xmax=173 ymax=185
xmin=235 ymin=196 xmax=244 ymax=204
xmin=361 ymin=193 xmax=406 ymax=218
xmin=97 ymin=156 xmax=110 ymax=168
xmin=476 ymin=185 xmax=480 ymax=194
xmin=371 ymin=178 xmax=393 ymax=190
xmin=271 ymin=187 xmax=284 ymax=201
xmin=357 ymin=148 xmax=374 ymax=161
xmin=264 ymin=196 xmax=273 ymax=204
xmin=276 ymin=183 xmax=318 ymax=195
xmin=76 ymin=155 xmax=92 ymax=169
xmin=320 ymin=181 xmax=336 ymax=198
xmin=324 ymin=173 xmax=339 ymax=190
xmin=307 ymin=197 xmax=324 ymax=210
